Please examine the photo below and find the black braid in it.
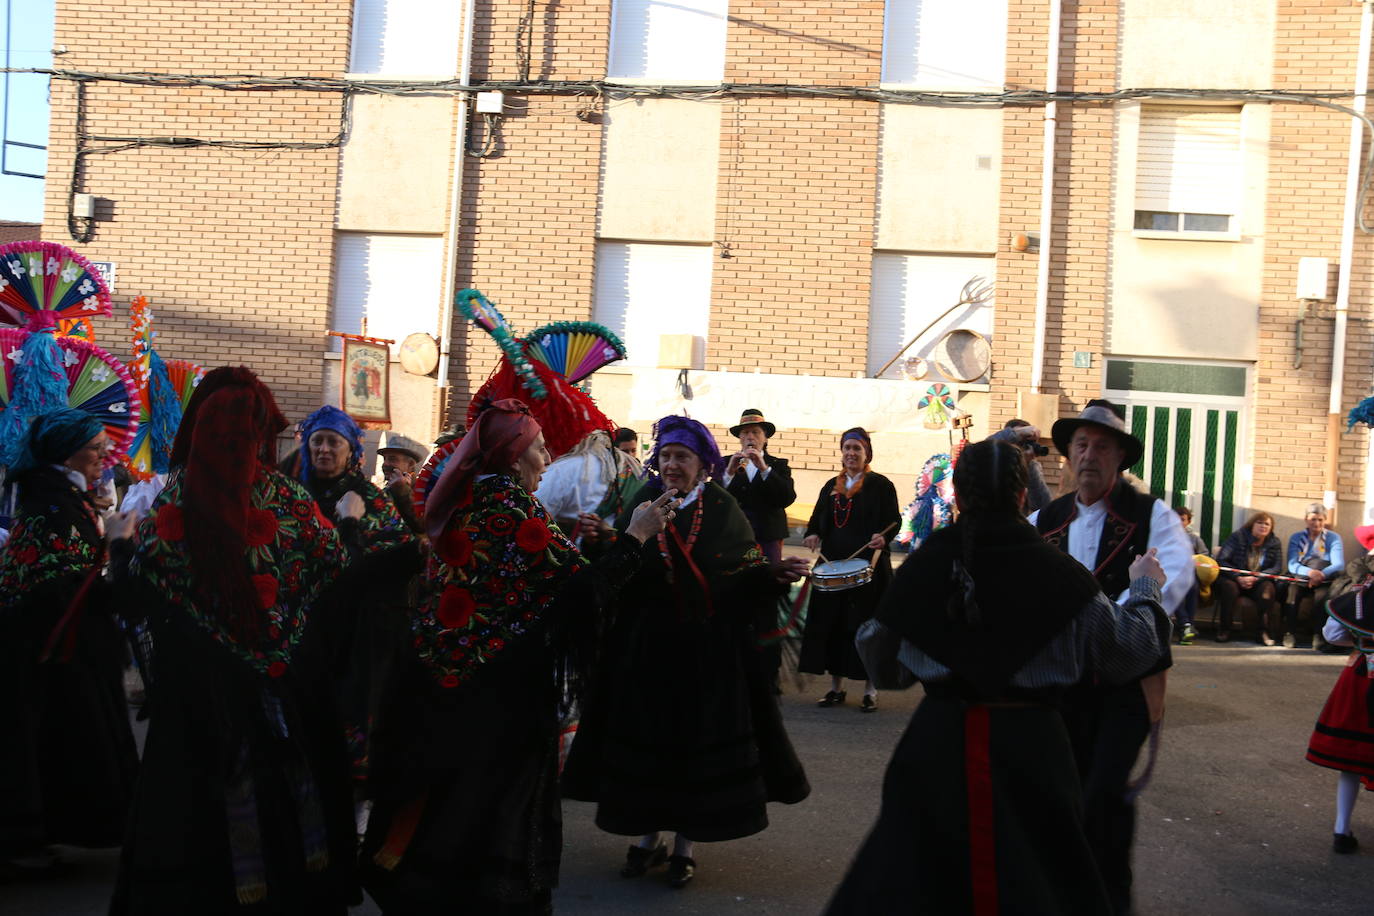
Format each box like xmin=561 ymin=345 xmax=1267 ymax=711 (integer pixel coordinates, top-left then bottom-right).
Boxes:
xmin=949 ymin=439 xmax=1029 ymax=623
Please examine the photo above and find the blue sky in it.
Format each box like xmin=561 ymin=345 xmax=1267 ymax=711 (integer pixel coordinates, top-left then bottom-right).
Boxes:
xmin=0 ymin=0 xmax=53 ymax=222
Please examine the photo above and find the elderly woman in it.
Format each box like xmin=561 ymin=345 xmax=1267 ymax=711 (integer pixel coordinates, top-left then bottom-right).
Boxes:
xmin=360 ymin=399 xmax=673 ymax=915
xmin=293 ymin=405 xmax=419 ymax=791
xmin=801 ymin=427 xmax=901 ymax=711
xmin=1213 ymin=511 xmax=1284 ymax=644
xmin=0 ymin=409 xmax=139 ymax=874
xmin=106 ymin=368 xmax=360 ymax=913
xmin=562 ymin=416 xmax=811 ymax=891
xmin=825 ymin=440 xmax=1170 ymax=915
xmin=1283 ymin=503 xmax=1345 ymax=649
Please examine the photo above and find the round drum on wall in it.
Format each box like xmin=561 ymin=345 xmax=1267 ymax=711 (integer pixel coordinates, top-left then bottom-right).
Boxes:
xmin=399 ymin=332 xmax=440 ymax=376
xmin=932 ymin=329 xmax=991 ymax=383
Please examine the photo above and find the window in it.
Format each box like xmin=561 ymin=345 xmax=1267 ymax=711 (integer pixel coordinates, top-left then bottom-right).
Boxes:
xmin=349 ymin=0 xmax=462 ymax=76
xmin=592 ymin=242 xmax=712 ymax=367
xmin=882 ymin=0 xmax=1007 ymax=89
xmin=330 ymin=233 xmax=444 ymax=351
xmin=867 ymin=253 xmax=994 ymax=379
xmin=1135 ymin=105 xmax=1242 ymax=235
xmin=607 ymin=0 xmax=728 ymax=83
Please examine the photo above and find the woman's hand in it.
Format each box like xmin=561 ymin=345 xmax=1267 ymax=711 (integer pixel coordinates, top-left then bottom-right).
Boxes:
xmin=104 ymin=510 xmax=138 ymax=543
xmin=1308 ymin=568 xmax=1326 ymax=586
xmin=337 ymin=490 xmax=365 ymax=521
xmin=1237 ymin=575 xmax=1257 ymax=590
xmin=624 ymin=490 xmax=679 ymax=545
xmin=772 ymin=555 xmax=811 ymax=584
xmin=865 ymin=532 xmax=888 ymax=551
xmin=577 ymin=511 xmax=603 ymax=543
xmin=1128 ymin=547 xmax=1166 ymax=586
xmin=803 ymin=534 xmax=820 ymax=552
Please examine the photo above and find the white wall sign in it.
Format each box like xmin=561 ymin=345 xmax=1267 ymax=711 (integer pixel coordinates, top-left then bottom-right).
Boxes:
xmin=90 ymin=260 xmax=115 ymax=293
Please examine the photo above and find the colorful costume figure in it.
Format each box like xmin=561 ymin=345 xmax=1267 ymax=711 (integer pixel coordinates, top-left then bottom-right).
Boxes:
xmin=362 ymin=400 xmax=645 ymax=914
xmin=828 ymin=440 xmax=1170 ymax=916
xmin=896 ymin=452 xmax=954 ymax=550
xmin=563 ymin=416 xmax=810 ymax=886
xmin=0 ymin=408 xmax=139 ymax=869
xmin=292 ymin=404 xmax=420 ymax=788
xmin=108 ymin=369 xmax=359 ymax=913
xmin=800 ymin=429 xmax=901 ymax=694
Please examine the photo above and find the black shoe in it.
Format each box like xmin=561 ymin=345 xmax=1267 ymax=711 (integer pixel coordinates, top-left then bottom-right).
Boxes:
xmin=666 ymin=855 xmax=696 ymax=888
xmin=860 ymin=694 xmax=877 ymax=713
xmin=1334 ymin=832 xmax=1359 ymax=854
xmin=621 ymin=843 xmax=668 ymax=877
xmin=817 ymin=690 xmax=846 ymax=707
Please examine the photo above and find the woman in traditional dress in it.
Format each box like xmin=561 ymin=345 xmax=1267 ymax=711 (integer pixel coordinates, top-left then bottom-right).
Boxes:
xmin=107 ymin=367 xmax=361 ymax=914
xmin=825 ymin=439 xmax=1170 ymax=915
xmin=0 ymin=408 xmax=140 ymax=874
xmin=292 ymin=404 xmax=420 ymax=793
xmin=360 ymin=398 xmax=674 ymax=915
xmin=800 ymin=427 xmax=901 ymax=711
xmin=562 ymin=415 xmax=811 ymax=891
xmin=1306 ymin=523 xmax=1374 ymax=854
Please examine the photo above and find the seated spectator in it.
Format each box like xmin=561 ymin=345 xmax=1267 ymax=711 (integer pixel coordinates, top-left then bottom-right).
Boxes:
xmin=1284 ymin=503 xmax=1345 ymax=649
xmin=1174 ymin=506 xmax=1210 ymax=645
xmin=1213 ymin=512 xmax=1284 ymax=644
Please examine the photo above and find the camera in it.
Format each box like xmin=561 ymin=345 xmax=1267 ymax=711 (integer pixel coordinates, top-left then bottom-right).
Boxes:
xmin=1025 ymin=442 xmax=1049 ymax=457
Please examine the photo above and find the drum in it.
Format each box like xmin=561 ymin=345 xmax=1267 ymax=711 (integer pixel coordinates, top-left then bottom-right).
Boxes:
xmin=813 ymin=558 xmax=873 ymax=592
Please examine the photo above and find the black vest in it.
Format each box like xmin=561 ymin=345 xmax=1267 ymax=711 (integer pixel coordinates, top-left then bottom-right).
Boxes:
xmin=1035 ymin=478 xmax=1156 ymax=599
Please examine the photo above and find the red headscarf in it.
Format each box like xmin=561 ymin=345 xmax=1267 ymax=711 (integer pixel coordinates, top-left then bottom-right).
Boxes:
xmin=425 ymin=398 xmax=541 ymax=541
xmin=170 ymin=366 xmax=287 ymax=642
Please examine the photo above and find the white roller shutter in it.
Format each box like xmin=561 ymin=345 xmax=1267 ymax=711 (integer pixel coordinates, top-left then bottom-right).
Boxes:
xmin=1135 ymin=106 xmax=1242 ymax=215
xmin=867 ymin=252 xmax=995 ymax=378
xmin=882 ymin=0 xmax=1007 ymax=88
xmin=593 ymin=241 xmax=713 ymax=367
xmin=330 ymin=233 xmax=444 ymax=352
xmin=350 ymin=0 xmax=461 ymax=75
xmin=608 ymin=0 xmax=728 ymax=83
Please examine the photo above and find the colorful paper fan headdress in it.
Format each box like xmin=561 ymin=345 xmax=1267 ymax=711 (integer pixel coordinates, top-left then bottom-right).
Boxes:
xmin=457 ymin=288 xmax=626 ymax=459
xmin=0 ymin=241 xmax=136 ymax=468
xmin=125 ymin=296 xmax=205 ymax=480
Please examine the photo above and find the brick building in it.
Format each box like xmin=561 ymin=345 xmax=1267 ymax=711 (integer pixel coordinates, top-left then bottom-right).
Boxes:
xmin=33 ymin=0 xmax=1374 ymax=545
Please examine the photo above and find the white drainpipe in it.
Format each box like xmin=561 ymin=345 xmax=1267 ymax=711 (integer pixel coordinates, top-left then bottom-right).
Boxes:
xmin=1338 ymin=0 xmax=1372 ymax=520
xmin=435 ymin=0 xmax=478 ymax=415
xmin=1028 ymin=0 xmax=1063 ymax=394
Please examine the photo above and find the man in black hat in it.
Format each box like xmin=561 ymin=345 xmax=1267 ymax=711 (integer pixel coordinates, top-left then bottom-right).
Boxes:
xmin=1029 ymin=398 xmax=1191 ymax=915
xmin=722 ymin=409 xmax=796 ymax=564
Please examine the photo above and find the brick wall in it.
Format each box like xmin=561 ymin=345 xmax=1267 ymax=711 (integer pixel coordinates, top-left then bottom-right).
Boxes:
xmin=1261 ymin=1 xmax=1373 ymax=509
xmin=0 ymin=222 xmax=41 ymax=244
xmin=43 ymin=0 xmax=353 ymax=424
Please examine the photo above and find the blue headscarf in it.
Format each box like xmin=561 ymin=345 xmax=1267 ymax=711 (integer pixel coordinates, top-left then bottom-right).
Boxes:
xmin=297 ymin=405 xmax=363 ymax=482
xmin=647 ymin=415 xmax=725 ymax=481
xmin=9 ymin=407 xmax=105 ymax=474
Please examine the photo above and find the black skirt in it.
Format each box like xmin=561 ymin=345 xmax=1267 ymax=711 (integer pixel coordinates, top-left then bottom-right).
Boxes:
xmin=825 ymin=695 xmax=1110 ymax=916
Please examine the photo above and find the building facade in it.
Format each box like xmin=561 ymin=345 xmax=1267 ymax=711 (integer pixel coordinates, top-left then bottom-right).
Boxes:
xmin=36 ymin=0 xmax=1374 ymax=544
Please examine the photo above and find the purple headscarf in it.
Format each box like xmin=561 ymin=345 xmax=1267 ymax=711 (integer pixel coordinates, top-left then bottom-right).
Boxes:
xmin=647 ymin=415 xmax=725 ymax=481
xmin=298 ymin=405 xmax=363 ymax=481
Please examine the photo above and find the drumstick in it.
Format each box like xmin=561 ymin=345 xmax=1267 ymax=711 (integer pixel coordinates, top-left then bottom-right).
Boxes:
xmin=841 ymin=522 xmax=899 ymax=562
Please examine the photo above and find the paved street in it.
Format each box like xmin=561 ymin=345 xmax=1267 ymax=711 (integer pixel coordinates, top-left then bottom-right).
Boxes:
xmin=5 ymin=643 xmax=1371 ymax=915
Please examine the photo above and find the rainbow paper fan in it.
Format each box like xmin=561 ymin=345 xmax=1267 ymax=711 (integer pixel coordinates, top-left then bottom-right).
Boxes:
xmin=0 ymin=327 xmax=138 ymax=468
xmin=412 ymin=437 xmax=462 ymax=523
xmin=0 ymin=241 xmax=112 ymax=329
xmin=126 ymin=358 xmax=203 ymax=481
xmin=525 ymin=321 xmax=626 ymax=385
xmin=124 ymin=296 xmax=203 ymax=481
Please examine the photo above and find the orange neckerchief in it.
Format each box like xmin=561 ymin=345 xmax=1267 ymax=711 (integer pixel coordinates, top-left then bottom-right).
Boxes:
xmin=834 ymin=464 xmax=871 ymax=500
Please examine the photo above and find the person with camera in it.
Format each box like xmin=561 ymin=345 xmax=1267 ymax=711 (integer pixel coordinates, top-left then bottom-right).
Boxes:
xmin=988 ymin=419 xmax=1052 ymax=512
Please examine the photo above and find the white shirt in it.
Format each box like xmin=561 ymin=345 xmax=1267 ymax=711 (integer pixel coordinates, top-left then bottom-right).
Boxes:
xmin=535 ymin=454 xmax=612 ymax=524
xmin=722 ymin=460 xmax=771 ymax=487
xmin=1029 ymin=495 xmax=1193 ymax=616
xmin=120 ymin=474 xmax=167 ymax=518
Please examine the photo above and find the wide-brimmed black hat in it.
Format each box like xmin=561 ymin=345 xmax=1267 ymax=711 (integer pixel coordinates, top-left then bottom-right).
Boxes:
xmin=729 ymin=409 xmax=776 ymax=438
xmin=1050 ymin=399 xmax=1143 ymax=471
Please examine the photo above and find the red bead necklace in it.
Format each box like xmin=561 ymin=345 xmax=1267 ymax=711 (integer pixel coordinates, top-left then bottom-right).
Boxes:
xmin=832 ymin=489 xmax=855 ymax=529
xmin=658 ymin=493 xmax=705 ymax=580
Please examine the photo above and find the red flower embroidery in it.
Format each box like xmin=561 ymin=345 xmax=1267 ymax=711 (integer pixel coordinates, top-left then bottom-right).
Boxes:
xmin=291 ymin=500 xmax=312 ymax=520
xmin=486 ymin=513 xmax=516 ymax=536
xmin=245 ymin=509 xmax=279 ymax=547
xmin=489 ymin=637 xmax=505 ymax=651
xmin=435 ymin=527 xmax=475 ymax=567
xmin=15 ymin=545 xmax=38 ymax=565
xmin=440 ymin=673 xmax=460 ymax=688
xmin=252 ymin=574 xmax=279 ymax=609
xmin=436 ymin=586 xmax=476 ymax=630
xmin=514 ymin=517 xmax=552 ymax=553
xmin=267 ymin=661 xmax=287 ymax=678
xmin=156 ymin=504 xmax=184 ymax=542
xmin=312 ymin=504 xmax=335 ymax=530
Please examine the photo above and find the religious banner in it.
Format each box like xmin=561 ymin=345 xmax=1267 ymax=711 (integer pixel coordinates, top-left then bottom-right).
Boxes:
xmin=340 ymin=334 xmax=392 ymax=429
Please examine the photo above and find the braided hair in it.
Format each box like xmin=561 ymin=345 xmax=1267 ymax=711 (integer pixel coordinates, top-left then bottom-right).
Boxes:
xmin=948 ymin=438 xmax=1029 ymax=624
